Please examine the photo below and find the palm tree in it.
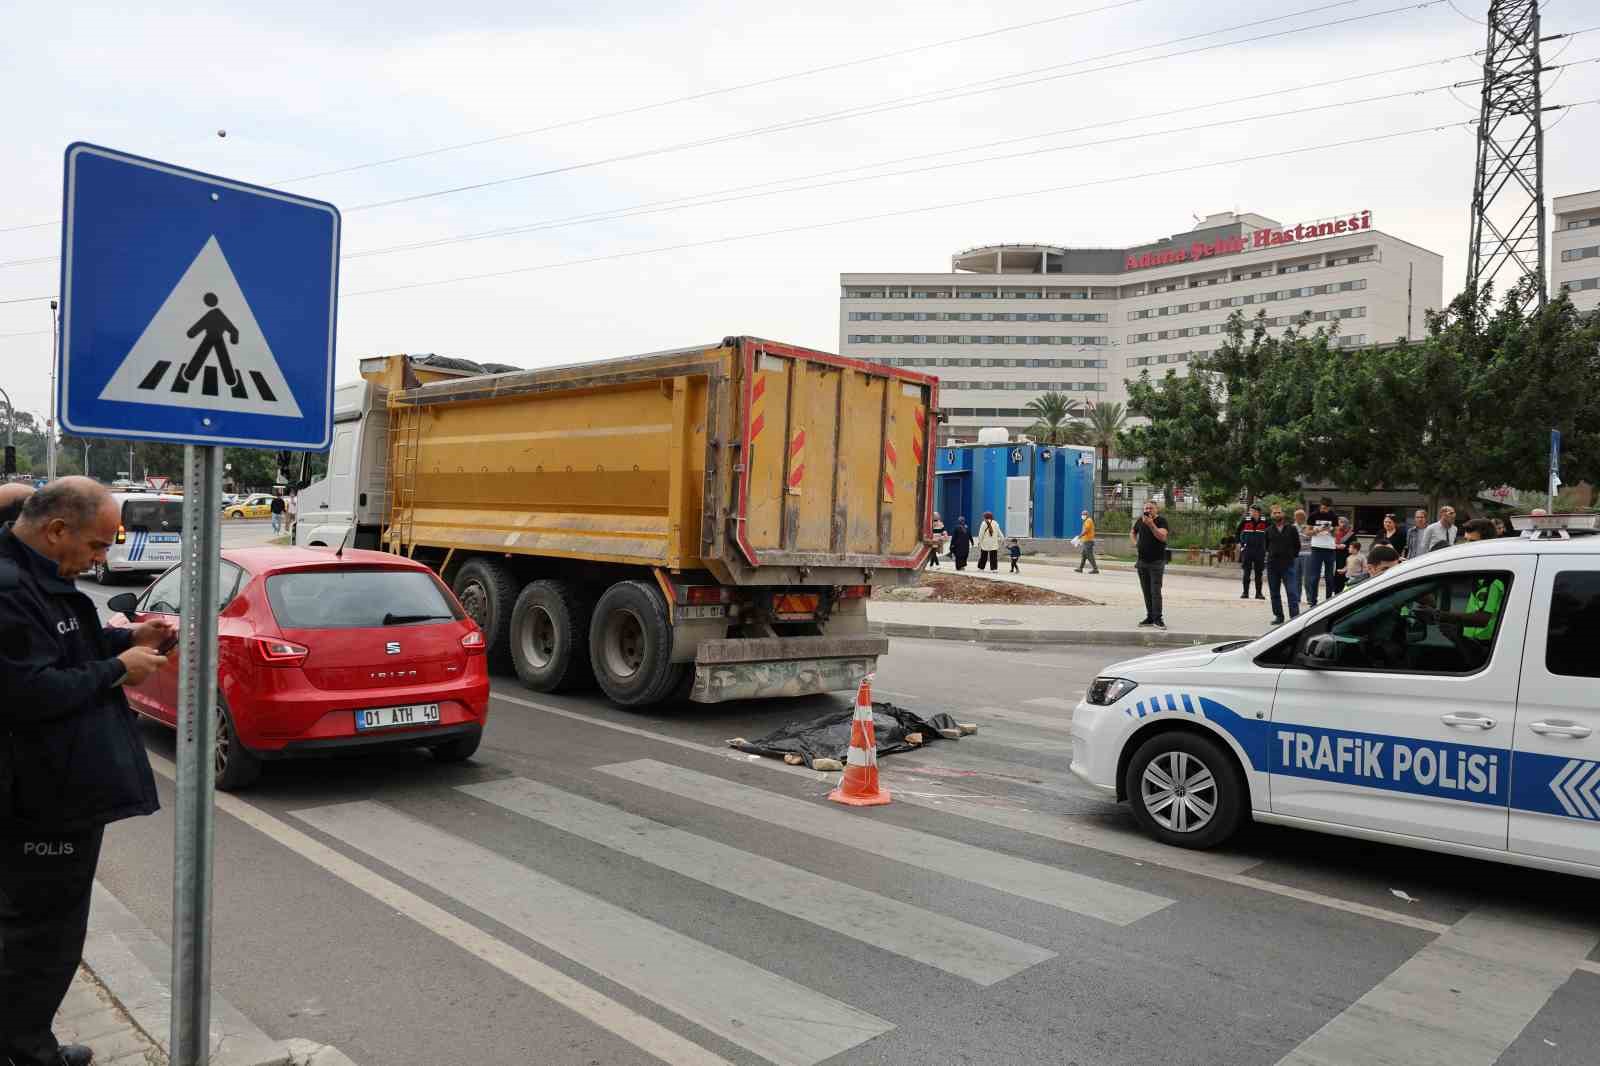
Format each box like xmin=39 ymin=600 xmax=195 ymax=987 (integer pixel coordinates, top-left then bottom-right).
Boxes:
xmin=1024 ymin=391 xmax=1084 ymax=444
xmin=1080 ymin=401 xmax=1126 ymax=490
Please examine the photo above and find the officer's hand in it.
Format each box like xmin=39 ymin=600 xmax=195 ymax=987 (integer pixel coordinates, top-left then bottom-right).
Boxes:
xmin=1411 ymin=606 xmax=1440 ymax=625
xmin=130 ymin=618 xmax=177 ymax=650
xmin=118 ymin=646 xmax=168 ymax=687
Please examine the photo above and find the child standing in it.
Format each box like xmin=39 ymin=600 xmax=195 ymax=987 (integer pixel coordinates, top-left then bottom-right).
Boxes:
xmin=1007 ymin=538 xmax=1022 ymax=573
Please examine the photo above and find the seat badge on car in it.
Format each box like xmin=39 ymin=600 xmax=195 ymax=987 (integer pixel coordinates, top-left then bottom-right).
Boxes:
xmin=385 ymin=641 xmax=401 ymax=655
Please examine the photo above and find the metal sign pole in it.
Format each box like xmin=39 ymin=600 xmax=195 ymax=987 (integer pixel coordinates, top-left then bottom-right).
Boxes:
xmin=171 ymin=443 xmax=222 ymax=1065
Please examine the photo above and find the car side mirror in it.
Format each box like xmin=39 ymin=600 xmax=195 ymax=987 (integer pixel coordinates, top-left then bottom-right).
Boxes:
xmin=107 ymin=592 xmax=140 ymax=621
xmin=1296 ymin=632 xmax=1340 ymax=668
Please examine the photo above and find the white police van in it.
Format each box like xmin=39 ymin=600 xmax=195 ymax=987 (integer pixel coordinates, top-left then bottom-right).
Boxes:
xmin=95 ymin=492 xmax=184 ymax=584
xmin=1072 ymin=514 xmax=1600 ymax=878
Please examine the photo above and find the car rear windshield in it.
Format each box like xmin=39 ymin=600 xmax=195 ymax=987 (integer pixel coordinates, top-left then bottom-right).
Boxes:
xmin=265 ymin=569 xmax=461 ymax=629
xmin=122 ymin=500 xmax=183 ymax=532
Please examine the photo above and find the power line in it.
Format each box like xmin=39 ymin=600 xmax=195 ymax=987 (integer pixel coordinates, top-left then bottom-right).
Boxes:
xmin=340 ymin=50 xmax=1523 ymax=261
xmin=0 ymin=46 xmax=1510 ymax=275
xmin=0 ymin=0 xmax=1450 ymax=251
xmin=3 ymin=101 xmax=1592 ymax=324
xmin=344 ymin=110 xmax=1600 ymax=300
xmin=275 ymin=0 xmax=1155 ymax=185
xmin=343 ymin=0 xmax=1426 ymax=214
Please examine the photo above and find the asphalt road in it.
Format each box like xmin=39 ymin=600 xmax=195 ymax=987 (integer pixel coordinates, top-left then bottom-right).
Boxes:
xmin=73 ymin=562 xmax=1600 ymax=1066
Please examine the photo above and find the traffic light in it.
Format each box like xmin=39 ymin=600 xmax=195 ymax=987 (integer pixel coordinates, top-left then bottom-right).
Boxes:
xmin=3 ymin=446 xmax=14 ymax=475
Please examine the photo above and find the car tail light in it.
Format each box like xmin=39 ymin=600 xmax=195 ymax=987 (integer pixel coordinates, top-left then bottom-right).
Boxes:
xmin=115 ymin=525 xmax=127 ymax=545
xmin=250 ymin=636 xmax=309 ymax=666
xmin=836 ymin=585 xmax=872 ymax=599
xmin=461 ymin=629 xmax=486 ymax=655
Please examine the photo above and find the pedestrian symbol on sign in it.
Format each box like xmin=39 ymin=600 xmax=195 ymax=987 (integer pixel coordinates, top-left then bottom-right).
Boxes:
xmin=183 ymin=293 xmax=240 ymax=388
xmin=97 ymin=235 xmax=303 ymax=418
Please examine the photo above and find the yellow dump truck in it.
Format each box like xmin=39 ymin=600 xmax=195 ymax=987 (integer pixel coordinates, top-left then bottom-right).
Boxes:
xmin=293 ymin=337 xmax=937 ymax=706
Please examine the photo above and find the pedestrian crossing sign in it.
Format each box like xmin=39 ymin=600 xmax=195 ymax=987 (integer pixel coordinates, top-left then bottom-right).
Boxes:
xmin=58 ymin=143 xmax=339 ymax=449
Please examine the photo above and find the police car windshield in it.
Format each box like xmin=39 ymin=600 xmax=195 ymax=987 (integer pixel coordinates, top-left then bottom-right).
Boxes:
xmin=121 ymin=500 xmax=182 ymax=532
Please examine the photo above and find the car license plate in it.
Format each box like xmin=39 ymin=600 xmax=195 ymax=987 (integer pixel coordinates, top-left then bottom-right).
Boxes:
xmin=354 ymin=703 xmax=441 ymax=731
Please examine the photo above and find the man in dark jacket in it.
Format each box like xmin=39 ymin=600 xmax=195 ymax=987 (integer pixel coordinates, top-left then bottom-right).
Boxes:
xmin=1 ymin=478 xmax=170 ymax=1066
xmin=1235 ymin=503 xmax=1268 ymax=600
xmin=1264 ymin=504 xmax=1303 ymax=625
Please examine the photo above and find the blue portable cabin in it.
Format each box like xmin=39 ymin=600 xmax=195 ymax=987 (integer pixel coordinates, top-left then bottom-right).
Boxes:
xmin=934 ymin=441 xmax=1094 ymax=539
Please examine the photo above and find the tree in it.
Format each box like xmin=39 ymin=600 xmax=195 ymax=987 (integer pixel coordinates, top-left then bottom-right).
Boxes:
xmin=1024 ymin=391 xmax=1083 ymax=444
xmin=1079 ymin=401 xmax=1126 ymax=491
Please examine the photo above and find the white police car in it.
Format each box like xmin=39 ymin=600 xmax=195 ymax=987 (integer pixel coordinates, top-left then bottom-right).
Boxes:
xmin=95 ymin=492 xmax=185 ymax=584
xmin=1071 ymin=514 xmax=1600 ymax=878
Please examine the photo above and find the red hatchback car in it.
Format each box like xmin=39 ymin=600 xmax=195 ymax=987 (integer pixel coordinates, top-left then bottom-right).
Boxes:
xmin=107 ymin=547 xmax=490 ymax=790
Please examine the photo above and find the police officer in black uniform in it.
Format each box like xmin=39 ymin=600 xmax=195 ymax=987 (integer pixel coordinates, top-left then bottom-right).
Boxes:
xmin=0 ymin=478 xmax=171 ymax=1066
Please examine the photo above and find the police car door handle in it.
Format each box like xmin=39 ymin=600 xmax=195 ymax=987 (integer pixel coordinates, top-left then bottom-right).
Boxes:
xmin=1529 ymin=720 xmax=1592 ymax=739
xmin=1440 ymin=712 xmax=1496 ymax=730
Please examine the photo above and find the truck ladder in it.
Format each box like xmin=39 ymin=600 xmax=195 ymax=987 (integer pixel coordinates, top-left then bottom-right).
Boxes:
xmin=384 ymin=405 xmax=423 ymax=556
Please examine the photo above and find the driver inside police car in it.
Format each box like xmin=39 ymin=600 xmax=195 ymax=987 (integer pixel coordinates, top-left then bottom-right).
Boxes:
xmin=0 ymin=477 xmax=173 ymax=1066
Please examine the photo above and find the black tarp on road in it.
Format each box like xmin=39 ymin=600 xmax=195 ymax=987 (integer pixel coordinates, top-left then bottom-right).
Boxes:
xmin=728 ymin=703 xmax=965 ymax=769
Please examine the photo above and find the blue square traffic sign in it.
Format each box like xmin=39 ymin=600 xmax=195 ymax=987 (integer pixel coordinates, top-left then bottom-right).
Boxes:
xmin=58 ymin=143 xmax=340 ymax=450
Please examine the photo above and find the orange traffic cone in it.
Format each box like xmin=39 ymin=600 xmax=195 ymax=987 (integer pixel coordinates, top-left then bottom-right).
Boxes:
xmin=828 ymin=676 xmax=890 ymax=807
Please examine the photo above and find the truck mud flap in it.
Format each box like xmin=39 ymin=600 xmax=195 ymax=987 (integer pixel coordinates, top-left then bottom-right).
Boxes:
xmin=689 ymin=635 xmax=888 ymax=703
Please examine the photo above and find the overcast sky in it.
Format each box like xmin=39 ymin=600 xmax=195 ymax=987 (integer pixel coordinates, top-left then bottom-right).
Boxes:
xmin=1 ymin=0 xmax=1595 ymax=424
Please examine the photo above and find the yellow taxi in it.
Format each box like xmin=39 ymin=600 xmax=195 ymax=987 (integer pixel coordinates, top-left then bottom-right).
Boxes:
xmin=225 ymin=493 xmax=277 ymax=519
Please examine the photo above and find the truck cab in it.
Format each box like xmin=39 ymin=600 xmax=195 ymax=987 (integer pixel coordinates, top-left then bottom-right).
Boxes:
xmin=293 ymin=380 xmax=390 ymax=549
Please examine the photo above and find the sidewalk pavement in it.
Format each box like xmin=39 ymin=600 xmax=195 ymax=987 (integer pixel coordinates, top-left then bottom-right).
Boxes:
xmin=875 ymin=560 xmax=1289 ymax=648
xmin=63 ymin=883 xmax=358 ymax=1066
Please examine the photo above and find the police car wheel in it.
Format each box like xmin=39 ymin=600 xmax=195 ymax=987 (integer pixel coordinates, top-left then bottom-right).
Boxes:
xmin=1125 ymin=732 xmax=1243 ymax=849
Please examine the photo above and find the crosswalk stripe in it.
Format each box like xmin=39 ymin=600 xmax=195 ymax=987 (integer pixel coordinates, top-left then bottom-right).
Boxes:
xmin=1275 ymin=906 xmax=1597 ymax=1065
xmin=460 ymin=777 xmax=1054 ymax=986
xmin=293 ymin=800 xmax=894 ymax=1066
xmin=1022 ymin=697 xmax=1078 ymax=712
xmin=145 ymin=755 xmax=732 ymax=1066
xmin=597 ymin=759 xmax=1172 ymax=926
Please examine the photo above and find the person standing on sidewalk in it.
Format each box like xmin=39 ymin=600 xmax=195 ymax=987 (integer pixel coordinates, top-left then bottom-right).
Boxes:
xmin=1074 ymin=509 xmax=1099 ymax=573
xmin=1293 ymin=507 xmax=1316 ymax=606
xmin=269 ymin=490 xmax=285 ymax=534
xmin=975 ymin=512 xmax=1004 ymax=572
xmin=0 ymin=478 xmax=171 ymax=1066
xmin=1130 ymin=500 xmax=1169 ymax=629
xmin=948 ymin=517 xmax=971 ymax=571
xmin=1235 ymin=503 xmax=1267 ymax=601
xmin=1264 ymin=504 xmax=1302 ymax=625
xmin=1306 ymin=496 xmax=1339 ymax=605
xmin=1405 ymin=508 xmax=1428 ymax=560
xmin=928 ymin=512 xmax=945 ymax=567
xmin=1422 ymin=505 xmax=1458 ymax=553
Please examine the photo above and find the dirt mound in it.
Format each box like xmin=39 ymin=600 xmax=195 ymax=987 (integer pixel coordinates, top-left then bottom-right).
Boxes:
xmin=915 ymin=571 xmax=1093 ymax=606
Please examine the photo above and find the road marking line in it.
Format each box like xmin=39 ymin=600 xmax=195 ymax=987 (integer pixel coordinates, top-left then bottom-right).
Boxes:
xmin=492 ymin=692 xmax=1454 ymax=934
xmin=890 ymin=751 xmax=1097 ymax=800
xmin=596 ymin=759 xmax=1172 ymax=926
xmin=293 ymin=799 xmax=894 ymax=1066
xmin=143 ymin=755 xmax=733 ymax=1066
xmin=1275 ymin=906 xmax=1597 ymax=1065
xmin=1022 ymin=697 xmax=1077 ymax=712
xmin=965 ymin=705 xmax=1076 ymax=734
xmin=460 ymin=777 xmax=1054 ymax=986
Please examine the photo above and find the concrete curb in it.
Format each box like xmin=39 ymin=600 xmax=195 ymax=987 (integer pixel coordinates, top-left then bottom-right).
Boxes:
xmin=85 ymin=883 xmax=361 ymax=1066
xmin=870 ymin=620 xmax=1253 ymax=649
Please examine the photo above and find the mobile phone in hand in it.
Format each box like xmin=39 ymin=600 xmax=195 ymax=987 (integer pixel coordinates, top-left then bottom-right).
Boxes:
xmin=157 ymin=634 xmax=179 ymax=655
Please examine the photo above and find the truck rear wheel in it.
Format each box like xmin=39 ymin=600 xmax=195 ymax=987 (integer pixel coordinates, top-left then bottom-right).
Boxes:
xmin=510 ymin=580 xmax=594 ymax=692
xmin=452 ymin=558 xmax=518 ymax=672
xmin=589 ymin=580 xmax=679 ymax=707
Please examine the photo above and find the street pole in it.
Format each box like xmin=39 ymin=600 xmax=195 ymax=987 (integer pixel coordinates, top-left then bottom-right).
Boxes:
xmin=171 ymin=444 xmax=222 ymax=1065
xmin=48 ymin=300 xmax=59 ymax=481
xmin=83 ymin=441 xmax=90 ymax=479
